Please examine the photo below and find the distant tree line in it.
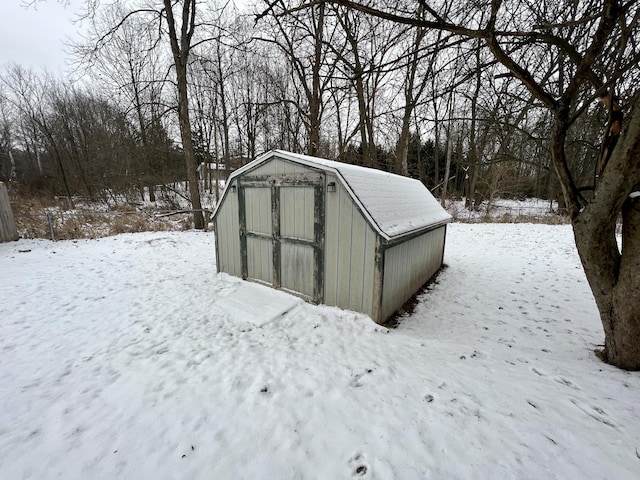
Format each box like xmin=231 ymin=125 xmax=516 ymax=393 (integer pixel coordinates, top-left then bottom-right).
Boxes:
xmin=0 ymin=66 xmax=184 ymax=205
xmin=2 ymin=0 xmax=609 ymax=210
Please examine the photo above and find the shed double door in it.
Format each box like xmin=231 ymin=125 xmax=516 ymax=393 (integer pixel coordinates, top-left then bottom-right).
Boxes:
xmin=238 ymin=173 xmax=324 ymax=302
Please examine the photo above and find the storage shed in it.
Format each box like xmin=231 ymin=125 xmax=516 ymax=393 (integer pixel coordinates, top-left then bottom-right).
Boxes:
xmin=0 ymin=182 xmax=19 ymax=243
xmin=212 ymin=150 xmax=452 ymax=324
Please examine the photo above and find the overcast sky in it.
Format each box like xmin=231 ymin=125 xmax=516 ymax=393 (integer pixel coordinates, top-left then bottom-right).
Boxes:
xmin=1 ymin=1 xmax=88 ymax=74
xmin=1 ymin=1 xmax=252 ymax=76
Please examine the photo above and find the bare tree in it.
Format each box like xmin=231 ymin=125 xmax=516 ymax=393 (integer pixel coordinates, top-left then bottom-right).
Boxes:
xmin=83 ymin=4 xmax=171 ymax=201
xmin=321 ymin=0 xmax=640 ymax=370
xmin=77 ymin=0 xmax=213 ymax=228
xmin=257 ymin=0 xmax=340 ymax=156
xmin=163 ymin=0 xmax=205 ymax=228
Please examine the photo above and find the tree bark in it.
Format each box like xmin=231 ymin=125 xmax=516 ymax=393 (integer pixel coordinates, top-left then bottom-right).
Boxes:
xmin=572 ymin=98 xmax=640 ymax=370
xmin=441 ymin=124 xmax=453 ymax=207
xmin=308 ymin=3 xmax=325 ymax=156
xmin=164 ymin=0 xmax=204 ymax=229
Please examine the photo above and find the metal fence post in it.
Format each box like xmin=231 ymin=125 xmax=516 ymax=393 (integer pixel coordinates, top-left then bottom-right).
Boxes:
xmin=46 ymin=213 xmax=56 ymax=241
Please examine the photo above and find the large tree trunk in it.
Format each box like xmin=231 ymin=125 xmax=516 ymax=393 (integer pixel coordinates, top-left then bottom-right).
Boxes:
xmin=570 ymin=99 xmax=640 ymax=370
xmin=440 ymin=125 xmax=453 ymax=207
xmin=164 ymin=0 xmax=204 ymax=230
xmin=396 ymin=112 xmax=411 ymax=175
xmin=176 ymin=66 xmax=204 ymax=229
xmin=573 ymin=196 xmax=640 ymax=370
xmin=307 ymin=3 xmax=324 ymax=157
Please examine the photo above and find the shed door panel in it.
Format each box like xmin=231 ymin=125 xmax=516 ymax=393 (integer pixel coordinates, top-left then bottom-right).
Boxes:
xmin=244 ymin=187 xmax=272 ymax=285
xmin=279 ymin=185 xmax=316 ymax=297
xmin=239 ymin=173 xmax=324 ymax=302
xmin=244 ymin=187 xmax=272 ymax=235
xmin=246 ymin=236 xmax=273 ymax=285
xmin=280 ymin=186 xmax=315 ymax=241
xmin=280 ymin=243 xmax=314 ymax=297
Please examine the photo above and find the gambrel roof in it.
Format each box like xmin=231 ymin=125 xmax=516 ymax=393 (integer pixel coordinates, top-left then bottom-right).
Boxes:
xmin=222 ymin=150 xmax=452 ymax=240
xmin=221 ymin=150 xmax=452 ymax=241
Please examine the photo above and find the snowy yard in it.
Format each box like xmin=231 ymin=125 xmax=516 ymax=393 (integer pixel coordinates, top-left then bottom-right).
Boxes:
xmin=1 ymin=224 xmax=639 ymax=479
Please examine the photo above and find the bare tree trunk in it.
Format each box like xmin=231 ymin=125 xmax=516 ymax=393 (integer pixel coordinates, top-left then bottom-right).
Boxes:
xmin=213 ymin=41 xmax=231 ymax=174
xmin=432 ymin=93 xmax=440 ymax=193
xmin=164 ymin=0 xmax=204 ymax=229
xmin=466 ymin=43 xmax=482 ymax=208
xmin=396 ymin=16 xmax=429 ymax=176
xmin=213 ymin=106 xmax=220 ymax=203
xmin=8 ymin=150 xmax=16 ymax=181
xmin=571 ymin=100 xmax=640 ymax=369
xmin=441 ymin=124 xmax=453 ymax=207
xmin=396 ymin=109 xmax=411 ymax=175
xmin=308 ymin=3 xmax=325 ymax=156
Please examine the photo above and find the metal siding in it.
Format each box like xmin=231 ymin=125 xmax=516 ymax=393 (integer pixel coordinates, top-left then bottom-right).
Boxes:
xmin=348 ymin=210 xmax=367 ymax=311
xmin=380 ymin=227 xmax=446 ymax=321
xmin=220 ymin=153 xmax=449 ymax=323
xmin=324 ymin=175 xmax=340 ymax=307
xmin=322 ymin=178 xmax=376 ymax=317
xmin=245 ymin=187 xmax=272 ymax=235
xmin=336 ymin=184 xmax=353 ymax=309
xmin=248 ymin=161 xmax=278 ymax=177
xmin=249 ymin=157 xmax=316 ymax=177
xmin=280 ymin=186 xmax=314 ymax=241
xmin=215 ymin=184 xmax=241 ymax=277
xmin=279 ymin=182 xmax=316 ymax=299
xmin=361 ymin=225 xmax=377 ymax=316
xmin=0 ymin=183 xmax=18 ymax=243
xmin=238 ymin=157 xmax=324 ymax=300
xmin=247 ymin=236 xmax=273 ymax=284
xmin=280 ymin=243 xmax=314 ymax=297
xmin=244 ymin=186 xmax=272 ymax=284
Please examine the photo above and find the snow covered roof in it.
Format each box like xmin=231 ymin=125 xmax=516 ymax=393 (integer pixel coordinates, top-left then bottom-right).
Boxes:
xmin=228 ymin=150 xmax=452 ymax=241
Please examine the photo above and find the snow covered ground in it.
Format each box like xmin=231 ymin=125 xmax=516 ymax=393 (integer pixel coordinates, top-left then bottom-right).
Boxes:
xmin=1 ymin=224 xmax=638 ymax=479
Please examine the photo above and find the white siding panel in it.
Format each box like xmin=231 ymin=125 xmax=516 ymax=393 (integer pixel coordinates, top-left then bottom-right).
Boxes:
xmin=281 ymin=186 xmax=314 ymax=241
xmin=380 ymin=227 xmax=446 ymax=321
xmin=248 ymin=161 xmax=278 ymax=177
xmin=281 ymin=243 xmax=314 ymax=297
xmin=245 ymin=187 xmax=271 ymax=235
xmin=348 ymin=211 xmax=367 ymax=311
xmin=247 ymin=237 xmax=273 ymax=284
xmin=336 ymin=185 xmax=353 ymax=309
xmin=323 ymin=178 xmax=376 ymax=317
xmin=249 ymin=158 xmax=316 ymax=177
xmin=361 ymin=226 xmax=377 ymax=316
xmin=324 ymin=175 xmax=340 ymax=306
xmin=215 ymin=185 xmax=241 ymax=277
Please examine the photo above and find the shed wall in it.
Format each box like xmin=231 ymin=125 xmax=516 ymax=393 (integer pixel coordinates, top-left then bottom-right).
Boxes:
xmin=0 ymin=182 xmax=18 ymax=243
xmin=380 ymin=226 xmax=446 ymax=321
xmin=324 ymin=174 xmax=377 ymax=316
xmin=214 ymin=179 xmax=241 ymax=277
xmin=243 ymin=186 xmax=273 ymax=285
xmin=215 ymin=153 xmax=449 ymax=324
xmin=248 ymin=157 xmax=312 ymax=176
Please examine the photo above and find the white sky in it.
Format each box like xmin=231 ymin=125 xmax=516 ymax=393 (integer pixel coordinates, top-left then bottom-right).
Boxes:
xmin=1 ymin=1 xmax=86 ymax=73
xmin=1 ymin=1 xmax=252 ymax=75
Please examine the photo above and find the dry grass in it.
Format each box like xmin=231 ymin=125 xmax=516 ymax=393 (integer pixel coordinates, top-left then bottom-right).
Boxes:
xmin=454 ymin=212 xmax=571 ymax=225
xmin=10 ymin=189 xmax=571 ymax=241
xmin=9 ymin=190 xmax=202 ymax=240
xmin=447 ymin=199 xmax=571 ymax=225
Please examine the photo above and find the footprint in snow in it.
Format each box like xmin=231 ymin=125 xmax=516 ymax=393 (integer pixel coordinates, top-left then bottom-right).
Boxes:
xmin=349 ymin=369 xmax=374 ymax=388
xmin=554 ymin=376 xmax=581 ymax=390
xmin=348 ymin=452 xmax=369 ymax=477
xmin=569 ymin=398 xmax=617 ymax=428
